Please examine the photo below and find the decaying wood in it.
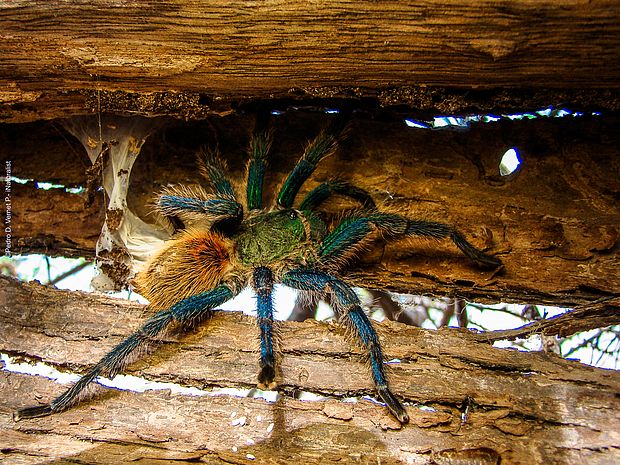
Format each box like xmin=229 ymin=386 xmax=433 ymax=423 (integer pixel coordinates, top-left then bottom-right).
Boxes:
xmin=3 ymin=113 xmax=619 ymax=308
xmin=1 ymin=276 xmax=619 ymax=464
xmin=1 ymin=1 xmax=620 ymax=122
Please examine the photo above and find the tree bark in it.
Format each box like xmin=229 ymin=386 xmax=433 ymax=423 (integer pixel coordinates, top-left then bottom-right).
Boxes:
xmin=3 ymin=113 xmax=619 ymax=307
xmin=1 ymin=1 xmax=619 ymax=122
xmin=2 ymin=3 xmax=619 ymax=463
xmin=1 ymin=276 xmax=619 ymax=465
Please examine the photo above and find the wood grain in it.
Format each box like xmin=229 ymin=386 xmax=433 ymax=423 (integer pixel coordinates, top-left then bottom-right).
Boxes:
xmin=1 ymin=276 xmax=619 ymax=464
xmin=0 ymin=1 xmax=619 ymax=122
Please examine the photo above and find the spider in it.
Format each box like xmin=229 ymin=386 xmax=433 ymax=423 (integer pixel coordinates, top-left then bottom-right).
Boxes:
xmin=15 ymin=115 xmax=501 ymax=424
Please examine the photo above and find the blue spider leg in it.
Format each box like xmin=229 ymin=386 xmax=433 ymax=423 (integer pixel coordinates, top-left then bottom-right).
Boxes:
xmin=299 ymin=179 xmax=376 ymax=211
xmin=276 ymin=127 xmax=342 ymax=209
xmin=14 ymin=285 xmax=236 ymax=420
xmin=157 ymin=195 xmax=243 ymax=225
xmin=158 ymin=195 xmax=242 ymax=217
xmin=319 ymin=213 xmax=502 ymax=268
xmin=252 ymin=266 xmax=277 ymax=388
xmin=281 ymin=269 xmax=409 ymax=423
xmin=198 ymin=148 xmax=237 ymax=199
xmin=246 ymin=131 xmax=271 ymax=211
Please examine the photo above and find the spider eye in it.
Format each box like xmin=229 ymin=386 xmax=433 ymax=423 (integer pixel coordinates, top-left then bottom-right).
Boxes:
xmin=288 ymin=210 xmax=298 ymax=220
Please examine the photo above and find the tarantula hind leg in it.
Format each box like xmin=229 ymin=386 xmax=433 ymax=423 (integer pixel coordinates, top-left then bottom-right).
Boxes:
xmin=319 ymin=213 xmax=502 ymax=270
xmin=282 ymin=268 xmax=409 ymax=424
xmin=14 ymin=285 xmax=235 ymax=420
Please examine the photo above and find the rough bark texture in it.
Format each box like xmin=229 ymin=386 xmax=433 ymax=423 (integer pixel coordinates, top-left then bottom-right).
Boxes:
xmin=1 ymin=276 xmax=619 ymax=465
xmin=2 ymin=113 xmax=619 ymax=308
xmin=1 ymin=3 xmax=619 ymax=460
xmin=1 ymin=1 xmax=620 ymax=122
xmin=4 ymin=183 xmax=103 ymax=258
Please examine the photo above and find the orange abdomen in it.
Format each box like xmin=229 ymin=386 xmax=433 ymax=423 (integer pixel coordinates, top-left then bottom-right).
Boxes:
xmin=134 ymin=229 xmax=235 ymax=310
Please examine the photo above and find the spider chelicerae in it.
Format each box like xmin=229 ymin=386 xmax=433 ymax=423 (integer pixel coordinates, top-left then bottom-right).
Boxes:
xmin=15 ymin=115 xmax=501 ymax=424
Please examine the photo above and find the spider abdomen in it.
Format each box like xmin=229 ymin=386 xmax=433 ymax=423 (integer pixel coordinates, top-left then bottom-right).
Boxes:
xmin=134 ymin=229 xmax=234 ymax=310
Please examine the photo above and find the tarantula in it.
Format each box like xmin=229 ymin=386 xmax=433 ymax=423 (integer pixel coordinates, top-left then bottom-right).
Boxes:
xmin=15 ymin=115 xmax=501 ymax=424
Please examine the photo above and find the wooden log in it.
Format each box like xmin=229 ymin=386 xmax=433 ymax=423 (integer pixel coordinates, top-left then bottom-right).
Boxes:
xmin=2 ymin=113 xmax=619 ymax=307
xmin=6 ymin=183 xmax=102 ymax=259
xmin=1 ymin=1 xmax=619 ymax=122
xmin=1 ymin=276 xmax=619 ymax=464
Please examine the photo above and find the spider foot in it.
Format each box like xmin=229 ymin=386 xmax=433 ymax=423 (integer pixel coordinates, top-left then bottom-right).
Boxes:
xmin=14 ymin=404 xmax=53 ymax=421
xmin=377 ymin=386 xmax=409 ymax=424
xmin=450 ymin=231 xmax=503 ymax=269
xmin=257 ymin=365 xmax=277 ymax=390
xmin=471 ymin=250 xmax=503 ymax=269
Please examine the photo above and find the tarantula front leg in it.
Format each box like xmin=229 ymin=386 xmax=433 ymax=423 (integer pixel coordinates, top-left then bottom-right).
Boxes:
xmin=319 ymin=213 xmax=502 ymax=269
xmin=246 ymin=120 xmax=271 ymax=211
xmin=252 ymin=267 xmax=278 ymax=389
xmin=14 ymin=285 xmax=235 ymax=420
xmin=276 ymin=114 xmax=350 ymax=208
xmin=282 ymin=268 xmax=409 ymax=424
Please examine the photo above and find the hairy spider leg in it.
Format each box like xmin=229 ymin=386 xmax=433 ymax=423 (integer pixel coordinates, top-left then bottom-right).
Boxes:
xmin=319 ymin=213 xmax=502 ymax=268
xmin=198 ymin=148 xmax=237 ymax=199
xmin=158 ymin=195 xmax=243 ymax=222
xmin=281 ymin=269 xmax=409 ymax=423
xmin=276 ymin=130 xmax=341 ymax=209
xmin=246 ymin=110 xmax=272 ymax=210
xmin=246 ymin=131 xmax=270 ymax=210
xmin=253 ymin=267 xmax=278 ymax=388
xmin=299 ymin=179 xmax=376 ymax=211
xmin=14 ymin=284 xmax=236 ymax=421
xmin=157 ymin=192 xmax=243 ymax=233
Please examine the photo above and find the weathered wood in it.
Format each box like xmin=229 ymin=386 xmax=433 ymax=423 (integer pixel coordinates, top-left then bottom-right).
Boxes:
xmin=2 ymin=113 xmax=619 ymax=307
xmin=1 ymin=276 xmax=619 ymax=464
xmin=1 ymin=1 xmax=619 ymax=122
xmin=6 ymin=183 xmax=103 ymax=258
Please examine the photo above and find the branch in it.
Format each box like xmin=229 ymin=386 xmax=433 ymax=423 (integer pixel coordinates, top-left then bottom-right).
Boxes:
xmin=1 ymin=276 xmax=619 ymax=464
xmin=471 ymin=297 xmax=620 ymax=343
